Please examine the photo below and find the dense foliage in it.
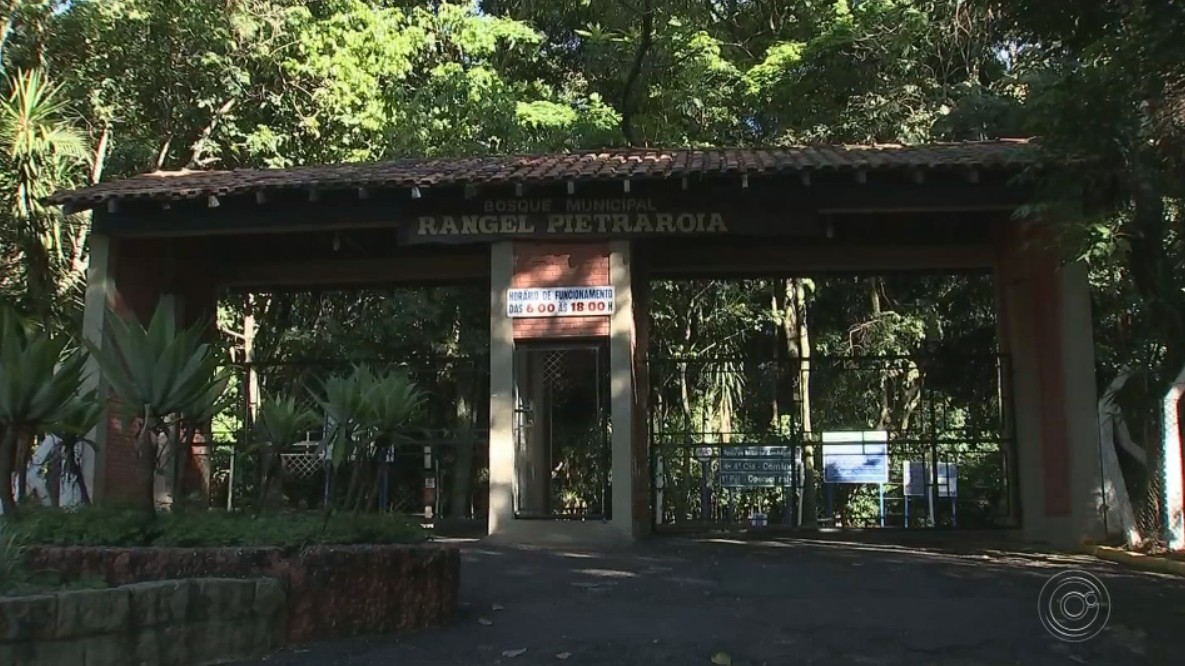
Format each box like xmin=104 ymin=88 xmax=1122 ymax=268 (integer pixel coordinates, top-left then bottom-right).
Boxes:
xmin=0 ymin=1 xmax=1181 ymax=530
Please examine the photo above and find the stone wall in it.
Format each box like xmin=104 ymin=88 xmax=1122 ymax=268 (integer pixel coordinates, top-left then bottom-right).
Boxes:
xmin=0 ymin=578 xmax=285 ymax=666
xmin=24 ymin=544 xmax=459 ymax=643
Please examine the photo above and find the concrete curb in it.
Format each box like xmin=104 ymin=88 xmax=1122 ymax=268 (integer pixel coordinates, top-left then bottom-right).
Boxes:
xmin=1082 ymin=544 xmax=1185 ymax=577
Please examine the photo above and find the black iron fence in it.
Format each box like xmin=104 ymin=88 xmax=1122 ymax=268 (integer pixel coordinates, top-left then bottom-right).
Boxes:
xmin=205 ymin=356 xmax=489 ymax=518
xmin=649 ymin=354 xmax=1016 ymax=530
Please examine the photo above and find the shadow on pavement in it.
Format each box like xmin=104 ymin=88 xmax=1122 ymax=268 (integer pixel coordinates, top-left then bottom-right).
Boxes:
xmin=235 ymin=535 xmax=1185 ymax=666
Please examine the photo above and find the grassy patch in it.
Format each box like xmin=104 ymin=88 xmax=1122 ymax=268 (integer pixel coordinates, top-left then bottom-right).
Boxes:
xmin=8 ymin=506 xmax=427 ymax=549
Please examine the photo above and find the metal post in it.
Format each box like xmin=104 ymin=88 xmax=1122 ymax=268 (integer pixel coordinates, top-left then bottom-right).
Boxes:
xmin=699 ymin=460 xmax=711 ymax=522
xmin=654 ymin=456 xmax=664 ymax=526
xmin=323 ymin=461 xmax=332 ymax=508
xmin=826 ymin=483 xmax=834 ymax=524
xmin=879 ymin=483 xmax=885 ymax=527
xmin=928 ymin=385 xmax=938 ymax=527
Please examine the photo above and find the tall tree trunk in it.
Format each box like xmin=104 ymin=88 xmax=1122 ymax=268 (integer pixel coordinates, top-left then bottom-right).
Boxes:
xmin=620 ymin=0 xmax=655 ymax=146
xmin=0 ymin=427 xmax=19 ymax=519
xmin=782 ymin=279 xmax=815 ymax=527
xmin=135 ymin=418 xmax=158 ymax=515
xmin=46 ymin=439 xmax=61 ymax=508
xmin=770 ymin=283 xmax=782 ymax=427
xmin=447 ymin=316 xmax=476 ymax=518
xmin=63 ymin=438 xmax=91 ymax=505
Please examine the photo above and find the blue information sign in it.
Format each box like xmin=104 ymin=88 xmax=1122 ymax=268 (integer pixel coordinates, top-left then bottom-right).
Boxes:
xmin=821 ymin=431 xmax=889 ymax=484
xmin=717 ymin=445 xmax=796 ymax=488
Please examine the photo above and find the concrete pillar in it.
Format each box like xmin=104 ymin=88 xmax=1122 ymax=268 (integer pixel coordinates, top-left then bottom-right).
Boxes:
xmin=609 ymin=241 xmax=635 ymax=535
xmin=488 ymin=241 xmax=516 ymax=534
xmin=1059 ymin=261 xmax=1106 ymax=542
xmin=631 ymin=250 xmax=653 ymax=537
xmin=79 ymin=233 xmax=115 ymax=501
xmin=997 ymin=226 xmax=1103 ymax=546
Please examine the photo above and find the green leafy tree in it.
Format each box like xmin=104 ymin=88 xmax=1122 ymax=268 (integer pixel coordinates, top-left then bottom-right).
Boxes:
xmin=0 ymin=68 xmax=89 ymax=327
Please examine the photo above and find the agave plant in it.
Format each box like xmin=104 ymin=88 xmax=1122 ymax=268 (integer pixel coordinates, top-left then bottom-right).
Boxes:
xmin=364 ymin=368 xmax=427 ymax=441
xmin=311 ymin=365 xmax=371 ymax=469
xmin=46 ymin=392 xmax=105 ymax=506
xmin=86 ymin=305 xmax=232 ymax=514
xmin=0 ymin=306 xmax=87 ymax=519
xmin=311 ymin=365 xmax=426 ymax=512
xmin=252 ymin=394 xmax=318 ymax=508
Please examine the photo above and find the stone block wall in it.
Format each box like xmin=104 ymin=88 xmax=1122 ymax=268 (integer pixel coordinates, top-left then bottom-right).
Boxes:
xmin=0 ymin=578 xmax=285 ymax=666
xmin=24 ymin=544 xmax=460 ymax=643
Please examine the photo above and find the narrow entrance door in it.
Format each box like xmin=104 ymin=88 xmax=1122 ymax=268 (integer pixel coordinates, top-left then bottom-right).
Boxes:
xmin=513 ymin=343 xmax=611 ymax=519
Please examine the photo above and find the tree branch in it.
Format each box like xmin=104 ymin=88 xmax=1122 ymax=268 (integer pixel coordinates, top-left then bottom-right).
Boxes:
xmin=187 ymin=98 xmax=237 ymax=169
xmin=620 ymin=0 xmax=654 ymax=147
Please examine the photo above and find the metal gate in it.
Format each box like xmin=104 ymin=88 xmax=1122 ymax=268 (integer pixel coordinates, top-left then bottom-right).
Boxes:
xmin=513 ymin=343 xmax=611 ymax=519
xmin=649 ymin=354 xmax=1017 ymax=531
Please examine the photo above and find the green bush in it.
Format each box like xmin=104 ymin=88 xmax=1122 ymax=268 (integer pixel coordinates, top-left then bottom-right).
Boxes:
xmin=0 ymin=521 xmax=29 ymax=592
xmin=12 ymin=506 xmax=426 ymax=549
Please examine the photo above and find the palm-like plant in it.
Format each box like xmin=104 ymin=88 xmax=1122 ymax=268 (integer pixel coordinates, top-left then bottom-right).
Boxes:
xmin=313 ymin=365 xmax=370 ymax=469
xmin=0 ymin=306 xmax=88 ymax=519
xmin=252 ymin=394 xmax=318 ymax=507
xmin=0 ymin=69 xmax=91 ymax=326
xmin=312 ymin=365 xmax=426 ymax=512
xmin=47 ymin=392 xmax=105 ymax=506
xmin=86 ymin=305 xmax=232 ymax=514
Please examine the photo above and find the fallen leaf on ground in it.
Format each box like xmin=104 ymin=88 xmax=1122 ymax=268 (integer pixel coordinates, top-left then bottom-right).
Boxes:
xmin=711 ymin=652 xmax=732 ymax=665
xmin=556 ymin=652 xmax=572 ymax=660
xmin=503 ymin=648 xmax=528 ymax=658
xmin=478 ymin=618 xmax=493 ymax=626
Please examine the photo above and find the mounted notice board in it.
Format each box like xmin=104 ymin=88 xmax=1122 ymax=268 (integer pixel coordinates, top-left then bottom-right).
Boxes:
xmin=507 ymin=286 xmax=615 ymax=318
xmin=821 ymin=430 xmax=889 ymax=484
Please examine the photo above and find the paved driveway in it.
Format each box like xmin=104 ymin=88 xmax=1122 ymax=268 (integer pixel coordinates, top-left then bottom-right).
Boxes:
xmin=240 ymin=536 xmax=1185 ymax=665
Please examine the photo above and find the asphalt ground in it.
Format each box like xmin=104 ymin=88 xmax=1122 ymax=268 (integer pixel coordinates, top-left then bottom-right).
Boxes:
xmin=237 ymin=536 xmax=1185 ymax=665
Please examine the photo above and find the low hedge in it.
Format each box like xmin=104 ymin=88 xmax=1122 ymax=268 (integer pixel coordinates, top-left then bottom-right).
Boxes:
xmin=9 ymin=506 xmax=427 ymax=549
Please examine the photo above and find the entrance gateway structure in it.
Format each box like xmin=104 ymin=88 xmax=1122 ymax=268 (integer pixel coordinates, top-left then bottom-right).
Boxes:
xmin=49 ymin=141 xmax=1106 ymax=547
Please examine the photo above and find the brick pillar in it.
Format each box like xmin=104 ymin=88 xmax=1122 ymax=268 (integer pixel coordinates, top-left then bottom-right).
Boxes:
xmin=511 ymin=243 xmax=611 ymax=339
xmin=89 ymin=237 xmax=218 ymax=506
xmin=98 ymin=237 xmax=168 ymax=504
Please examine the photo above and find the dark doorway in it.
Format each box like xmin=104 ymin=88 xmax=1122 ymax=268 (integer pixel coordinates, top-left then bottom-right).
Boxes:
xmin=514 ymin=343 xmax=611 ymax=519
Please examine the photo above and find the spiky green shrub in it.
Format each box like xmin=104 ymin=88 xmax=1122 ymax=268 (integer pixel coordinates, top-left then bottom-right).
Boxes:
xmin=311 ymin=365 xmax=426 ymax=512
xmin=0 ymin=520 xmax=28 ymax=591
xmin=252 ymin=394 xmax=318 ymax=506
xmin=86 ymin=305 xmax=231 ymax=514
xmin=0 ymin=307 xmax=87 ymax=519
xmin=47 ymin=392 xmax=104 ymax=505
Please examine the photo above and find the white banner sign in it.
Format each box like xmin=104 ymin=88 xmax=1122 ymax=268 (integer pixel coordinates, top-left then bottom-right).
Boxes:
xmin=507 ymin=286 xmax=615 ymax=318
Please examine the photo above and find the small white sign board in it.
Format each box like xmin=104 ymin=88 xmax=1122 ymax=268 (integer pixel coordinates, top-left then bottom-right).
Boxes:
xmin=507 ymin=286 xmax=615 ymax=318
xmin=903 ymin=461 xmax=958 ymax=498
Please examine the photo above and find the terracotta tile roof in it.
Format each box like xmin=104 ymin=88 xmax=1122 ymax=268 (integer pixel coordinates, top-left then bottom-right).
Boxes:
xmin=48 ymin=140 xmax=1036 ymax=209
